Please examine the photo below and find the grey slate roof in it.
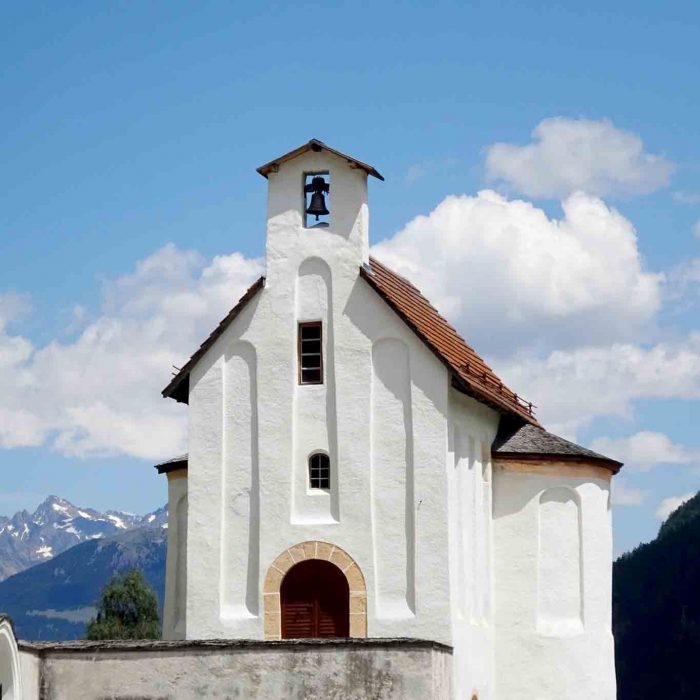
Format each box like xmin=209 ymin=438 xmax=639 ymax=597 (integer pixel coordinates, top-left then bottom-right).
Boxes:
xmin=154 ymin=454 xmax=189 ymax=474
xmin=492 ymin=422 xmax=622 ymax=472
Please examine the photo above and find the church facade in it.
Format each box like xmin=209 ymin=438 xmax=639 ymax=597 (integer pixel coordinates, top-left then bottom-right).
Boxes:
xmin=157 ymin=140 xmax=621 ymax=700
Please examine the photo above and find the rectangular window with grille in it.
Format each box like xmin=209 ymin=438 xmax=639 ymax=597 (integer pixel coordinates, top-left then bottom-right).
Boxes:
xmin=298 ymin=322 xmax=323 ymax=384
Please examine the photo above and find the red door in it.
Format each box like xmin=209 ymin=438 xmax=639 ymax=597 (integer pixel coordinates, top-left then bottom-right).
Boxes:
xmin=281 ymin=559 xmax=350 ymax=639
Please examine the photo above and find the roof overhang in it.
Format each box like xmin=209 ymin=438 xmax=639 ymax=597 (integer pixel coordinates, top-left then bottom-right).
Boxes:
xmin=491 ymin=420 xmax=623 ymax=474
xmin=162 ymin=277 xmax=265 ymax=404
xmin=154 ymin=454 xmax=188 ymax=475
xmin=359 ymin=261 xmax=541 ymax=427
xmin=493 ymin=451 xmax=622 ymax=474
xmin=257 ymin=139 xmax=384 ymax=181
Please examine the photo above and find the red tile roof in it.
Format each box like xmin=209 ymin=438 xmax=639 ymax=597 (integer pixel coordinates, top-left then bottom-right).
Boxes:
xmin=362 ymin=258 xmax=540 ymax=426
xmin=162 ymin=258 xmax=539 ymax=426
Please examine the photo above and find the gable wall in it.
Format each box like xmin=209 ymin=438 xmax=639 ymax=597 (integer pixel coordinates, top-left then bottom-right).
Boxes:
xmin=184 ymin=152 xmax=467 ymax=644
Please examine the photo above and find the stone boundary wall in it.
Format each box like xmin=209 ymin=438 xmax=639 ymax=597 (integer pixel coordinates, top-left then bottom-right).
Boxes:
xmin=15 ymin=637 xmax=453 ymax=700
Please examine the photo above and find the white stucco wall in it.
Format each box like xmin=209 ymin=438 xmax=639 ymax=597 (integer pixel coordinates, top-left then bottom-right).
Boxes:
xmin=293 ymin=257 xmax=338 ymax=523
xmin=162 ymin=471 xmax=188 ymax=640
xmin=492 ymin=463 xmax=616 ymax=700
xmin=185 ymin=150 xmax=456 ymax=643
xmin=18 ymin=652 xmax=39 ymax=700
xmin=0 ymin=618 xmax=23 ymax=700
xmin=447 ymin=392 xmax=499 ymax=700
xmin=169 ymin=144 xmax=618 ymax=700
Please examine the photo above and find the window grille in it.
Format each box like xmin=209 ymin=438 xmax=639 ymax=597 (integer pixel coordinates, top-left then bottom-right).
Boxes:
xmin=309 ymin=453 xmax=330 ymax=490
xmin=298 ymin=322 xmax=323 ymax=384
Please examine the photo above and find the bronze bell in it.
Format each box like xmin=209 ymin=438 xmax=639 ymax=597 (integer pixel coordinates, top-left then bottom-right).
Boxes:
xmin=305 ymin=176 xmax=330 ymax=220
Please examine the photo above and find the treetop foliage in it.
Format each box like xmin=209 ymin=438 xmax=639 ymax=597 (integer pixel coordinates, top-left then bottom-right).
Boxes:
xmin=613 ymin=491 xmax=700 ymax=699
xmin=86 ymin=569 xmax=160 ymax=640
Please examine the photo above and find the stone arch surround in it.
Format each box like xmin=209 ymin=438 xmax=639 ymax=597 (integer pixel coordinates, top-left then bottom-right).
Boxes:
xmin=263 ymin=541 xmax=367 ymax=640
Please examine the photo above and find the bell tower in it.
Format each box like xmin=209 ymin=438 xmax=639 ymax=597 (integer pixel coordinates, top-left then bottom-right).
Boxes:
xmin=257 ymin=139 xmax=383 ymax=287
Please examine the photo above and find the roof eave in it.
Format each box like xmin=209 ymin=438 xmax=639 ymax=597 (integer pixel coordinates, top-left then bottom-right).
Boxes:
xmin=493 ymin=451 xmax=623 ymax=474
xmin=162 ymin=277 xmax=265 ymax=405
xmin=162 ymin=374 xmax=189 ymax=404
xmin=450 ymin=375 xmax=542 ymax=428
xmin=257 ymin=139 xmax=384 ymax=181
xmin=359 ymin=264 xmax=540 ymax=427
xmin=155 ymin=458 xmax=189 ymax=475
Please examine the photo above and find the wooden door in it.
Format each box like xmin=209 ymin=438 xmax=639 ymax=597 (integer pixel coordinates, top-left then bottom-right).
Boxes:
xmin=281 ymin=559 xmax=350 ymax=639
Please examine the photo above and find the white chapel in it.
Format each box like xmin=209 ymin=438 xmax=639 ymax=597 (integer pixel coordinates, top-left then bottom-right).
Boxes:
xmin=156 ymin=140 xmax=622 ymax=700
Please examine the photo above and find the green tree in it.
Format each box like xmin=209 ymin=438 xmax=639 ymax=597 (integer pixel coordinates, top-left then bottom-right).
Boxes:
xmin=86 ymin=570 xmax=160 ymax=640
xmin=613 ymin=491 xmax=700 ymax=699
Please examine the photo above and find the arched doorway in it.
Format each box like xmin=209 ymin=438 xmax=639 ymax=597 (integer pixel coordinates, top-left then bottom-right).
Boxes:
xmin=281 ymin=559 xmax=349 ymax=639
xmin=263 ymin=541 xmax=366 ymax=640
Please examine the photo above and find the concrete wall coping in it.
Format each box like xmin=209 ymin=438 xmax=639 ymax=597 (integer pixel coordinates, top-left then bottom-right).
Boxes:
xmin=18 ymin=636 xmax=453 ymax=656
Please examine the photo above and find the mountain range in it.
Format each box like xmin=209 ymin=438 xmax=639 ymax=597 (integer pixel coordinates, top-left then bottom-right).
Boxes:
xmin=0 ymin=495 xmax=168 ymax=640
xmin=0 ymin=495 xmax=166 ymax=581
xmin=0 ymin=524 xmax=167 ymax=640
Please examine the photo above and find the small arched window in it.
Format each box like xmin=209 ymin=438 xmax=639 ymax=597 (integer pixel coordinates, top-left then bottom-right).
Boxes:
xmin=309 ymin=453 xmax=330 ymax=490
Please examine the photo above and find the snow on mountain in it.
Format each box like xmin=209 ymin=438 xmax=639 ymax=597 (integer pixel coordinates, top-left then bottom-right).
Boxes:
xmin=0 ymin=525 xmax=167 ymax=640
xmin=0 ymin=495 xmax=167 ymax=581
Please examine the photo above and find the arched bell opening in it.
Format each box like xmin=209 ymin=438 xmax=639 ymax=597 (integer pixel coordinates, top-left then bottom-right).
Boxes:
xmin=281 ymin=559 xmax=349 ymax=639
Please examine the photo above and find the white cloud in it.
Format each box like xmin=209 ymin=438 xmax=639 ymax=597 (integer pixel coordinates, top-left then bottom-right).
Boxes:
xmin=655 ymin=493 xmax=695 ymax=521
xmin=405 ymin=164 xmax=428 ymax=184
xmin=372 ymin=189 xmax=662 ymax=354
xmin=0 ymin=244 xmax=262 ymax=460
xmin=485 ymin=118 xmax=674 ymax=199
xmin=611 ymin=480 xmax=648 ymax=506
xmin=0 ymin=188 xmax=691 ymax=464
xmin=494 ymin=336 xmax=700 ymax=437
xmin=590 ymin=431 xmax=697 ymax=471
xmin=694 ymin=220 xmax=700 ymax=239
xmin=672 ymin=191 xmax=700 ymax=205
xmin=666 ymin=255 xmax=700 ymax=307
xmin=0 ymin=292 xmax=31 ymax=330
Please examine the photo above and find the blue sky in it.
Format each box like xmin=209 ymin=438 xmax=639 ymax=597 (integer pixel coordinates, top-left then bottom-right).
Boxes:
xmin=0 ymin=1 xmax=698 ymax=555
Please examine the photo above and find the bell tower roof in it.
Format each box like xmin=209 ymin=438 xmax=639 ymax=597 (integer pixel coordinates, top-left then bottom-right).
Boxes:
xmin=256 ymin=139 xmax=384 ymax=181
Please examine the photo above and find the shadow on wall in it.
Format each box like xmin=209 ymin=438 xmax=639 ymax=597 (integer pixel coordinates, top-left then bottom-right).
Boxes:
xmin=538 ymin=487 xmax=583 ymax=632
xmin=295 ymin=257 xmax=340 ymax=522
xmin=343 ymin=277 xmax=449 ymax=421
xmin=222 ymin=340 xmax=260 ymax=619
